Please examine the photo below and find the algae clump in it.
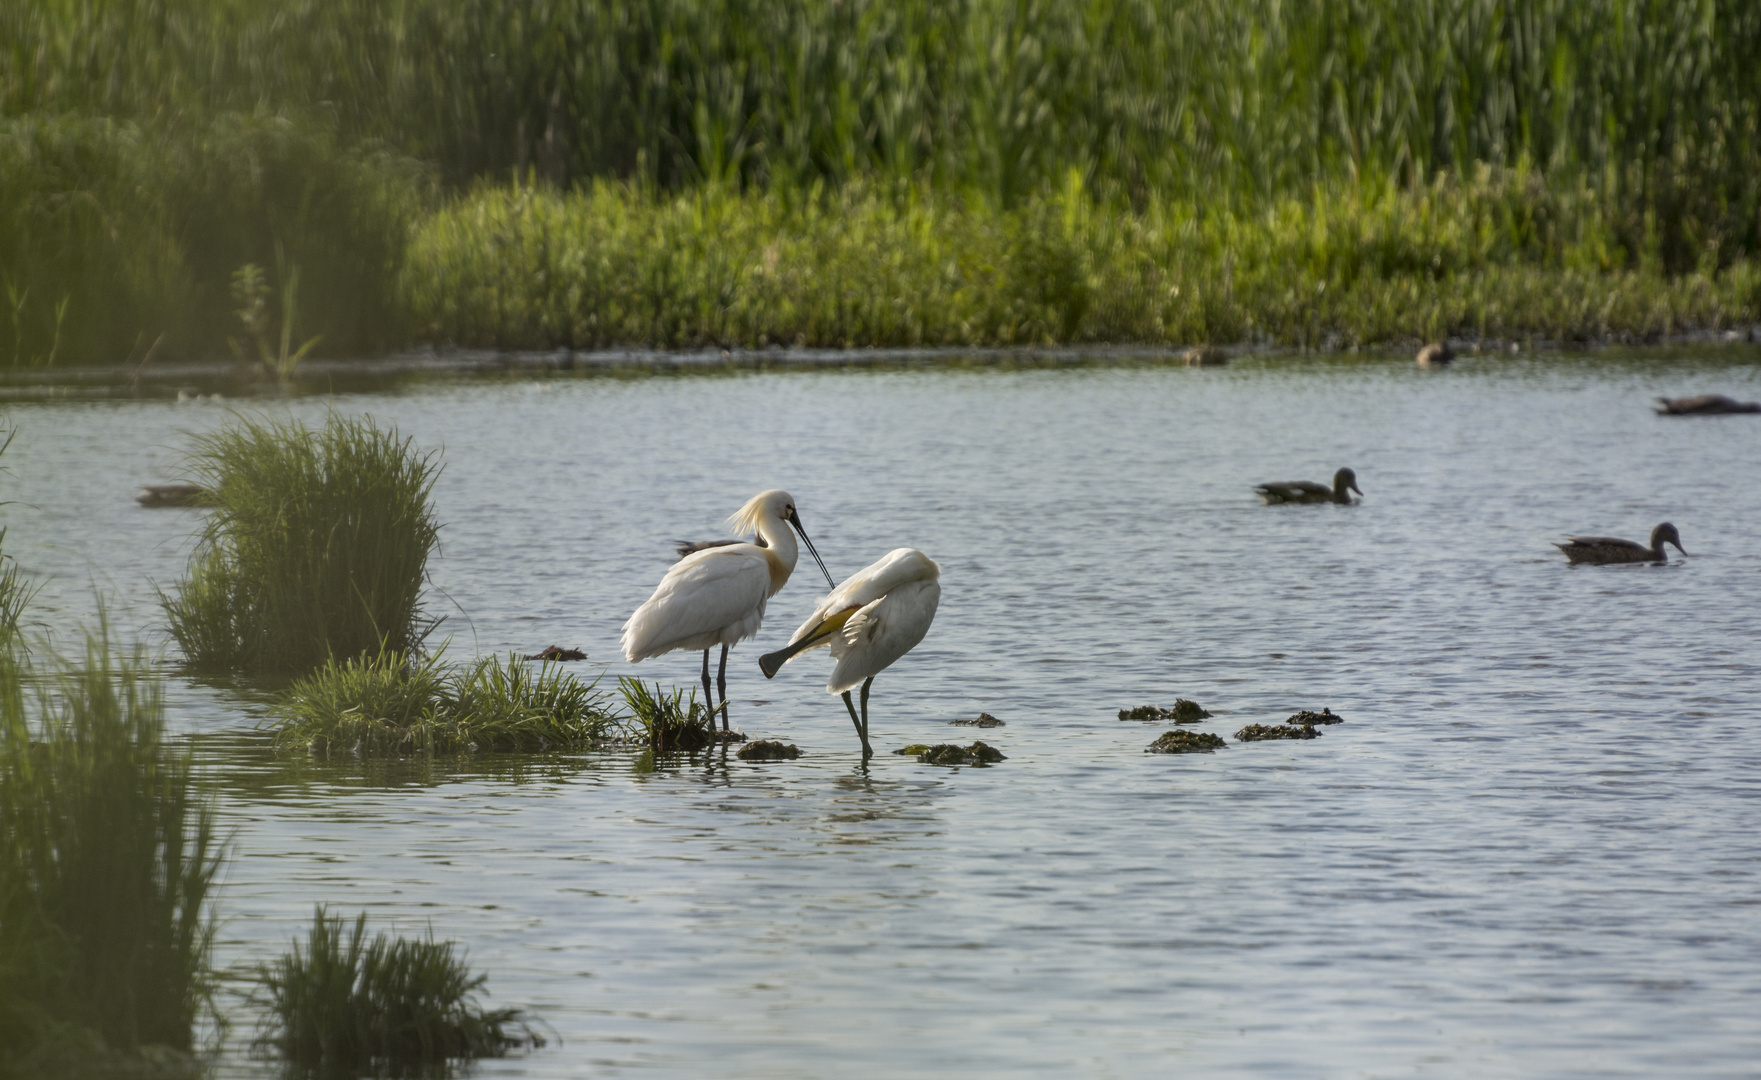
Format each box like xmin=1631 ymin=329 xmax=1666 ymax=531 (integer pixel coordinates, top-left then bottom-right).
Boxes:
xmin=1119 ymin=699 xmax=1212 ymax=723
xmin=1145 ymin=730 xmax=1227 ymax=754
xmin=738 ymin=740 xmax=801 ymax=761
xmin=916 ymin=741 xmax=1006 ymax=765
xmin=950 ymin=712 xmax=1005 ymax=727
xmin=1236 ymin=723 xmax=1321 ymax=742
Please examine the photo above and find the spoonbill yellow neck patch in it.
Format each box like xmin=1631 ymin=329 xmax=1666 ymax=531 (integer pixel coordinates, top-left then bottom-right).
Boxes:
xmin=621 ymin=489 xmax=834 ymax=729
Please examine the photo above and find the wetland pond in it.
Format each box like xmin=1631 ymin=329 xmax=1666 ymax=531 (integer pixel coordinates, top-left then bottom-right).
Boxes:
xmin=5 ymin=348 xmax=1761 ymax=1078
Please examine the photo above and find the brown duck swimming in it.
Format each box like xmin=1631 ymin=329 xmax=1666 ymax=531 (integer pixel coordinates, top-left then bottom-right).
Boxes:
xmin=1555 ymin=523 xmax=1686 ymax=564
xmin=1256 ymin=467 xmax=1361 ymax=505
xmin=136 ymin=483 xmax=204 ymax=507
xmin=1654 ymin=394 xmax=1761 ymax=415
xmin=1415 ymin=342 xmax=1455 ymax=367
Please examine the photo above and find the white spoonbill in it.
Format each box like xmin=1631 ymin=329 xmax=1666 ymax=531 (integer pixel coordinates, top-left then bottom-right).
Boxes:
xmin=621 ymin=490 xmax=833 ymax=729
xmin=758 ymin=548 xmax=941 ymax=757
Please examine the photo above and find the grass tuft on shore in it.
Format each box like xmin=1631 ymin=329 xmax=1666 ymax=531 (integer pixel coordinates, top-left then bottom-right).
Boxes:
xmin=616 ymin=678 xmax=718 ymax=753
xmin=0 ymin=631 xmax=222 ymax=1066
xmin=162 ymin=414 xmax=440 ymax=676
xmin=256 ymin=906 xmax=540 ymax=1070
xmin=270 ymin=649 xmax=618 ymax=756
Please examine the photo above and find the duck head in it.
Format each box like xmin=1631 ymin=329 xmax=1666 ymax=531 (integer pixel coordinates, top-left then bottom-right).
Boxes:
xmin=1651 ymin=522 xmax=1686 ymax=557
xmin=1333 ymin=468 xmax=1363 ymax=501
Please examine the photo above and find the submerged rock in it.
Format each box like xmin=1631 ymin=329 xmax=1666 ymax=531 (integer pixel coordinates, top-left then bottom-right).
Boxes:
xmin=1145 ymin=730 xmax=1227 ymax=754
xmin=1118 ymin=699 xmax=1212 ymax=723
xmin=1235 ymin=723 xmax=1320 ymax=742
xmin=737 ymin=740 xmax=801 ymax=761
xmin=523 ymin=645 xmax=587 ymax=661
xmin=950 ymin=712 xmax=1005 ymax=727
xmin=1286 ymin=707 xmax=1342 ymax=725
xmin=916 ymin=741 xmax=1007 ymax=765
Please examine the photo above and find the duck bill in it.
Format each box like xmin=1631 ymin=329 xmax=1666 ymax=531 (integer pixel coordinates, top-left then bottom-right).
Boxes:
xmin=787 ymin=509 xmax=835 ymax=589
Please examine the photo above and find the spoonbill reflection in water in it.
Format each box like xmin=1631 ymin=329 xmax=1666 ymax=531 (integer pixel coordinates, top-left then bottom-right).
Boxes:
xmin=621 ymin=490 xmax=833 ymax=730
xmin=759 ymin=548 xmax=941 ymax=757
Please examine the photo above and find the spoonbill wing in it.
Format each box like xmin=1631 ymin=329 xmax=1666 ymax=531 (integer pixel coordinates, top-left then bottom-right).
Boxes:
xmin=826 ymin=579 xmax=940 ymax=694
xmin=621 ymin=548 xmax=772 ymax=660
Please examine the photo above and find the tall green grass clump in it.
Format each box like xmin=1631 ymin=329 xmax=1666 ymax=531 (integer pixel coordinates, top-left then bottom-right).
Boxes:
xmin=617 ymin=678 xmax=718 ymax=753
xmin=0 ymin=426 xmax=36 ymax=651
xmin=0 ymin=633 xmax=222 ymax=1068
xmin=163 ymin=414 xmax=441 ymax=676
xmin=256 ymin=906 xmax=540 ymax=1070
xmin=271 ymin=650 xmax=618 ymax=755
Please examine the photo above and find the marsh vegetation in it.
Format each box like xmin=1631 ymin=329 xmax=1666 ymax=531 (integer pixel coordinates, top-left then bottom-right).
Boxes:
xmin=255 ymin=907 xmax=541 ymax=1070
xmin=270 ymin=649 xmax=620 ymax=756
xmin=162 ymin=414 xmax=440 ymax=676
xmin=4 ymin=1 xmax=1760 ymax=364
xmin=0 ymin=633 xmax=221 ymax=1071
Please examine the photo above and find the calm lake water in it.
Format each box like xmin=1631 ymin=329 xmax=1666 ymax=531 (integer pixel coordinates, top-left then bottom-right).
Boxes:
xmin=4 ymin=349 xmax=1761 ymax=1078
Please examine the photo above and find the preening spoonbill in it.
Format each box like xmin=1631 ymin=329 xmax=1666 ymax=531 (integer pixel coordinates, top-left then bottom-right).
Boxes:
xmin=1555 ymin=523 xmax=1686 ymax=564
xmin=1255 ymin=467 xmax=1362 ymax=505
xmin=621 ymin=490 xmax=833 ymax=728
xmin=758 ymin=548 xmax=940 ymax=757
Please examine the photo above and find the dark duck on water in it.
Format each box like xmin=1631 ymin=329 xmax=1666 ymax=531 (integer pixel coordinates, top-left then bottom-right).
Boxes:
xmin=1255 ymin=467 xmax=1362 ymax=505
xmin=1555 ymin=523 xmax=1686 ymax=564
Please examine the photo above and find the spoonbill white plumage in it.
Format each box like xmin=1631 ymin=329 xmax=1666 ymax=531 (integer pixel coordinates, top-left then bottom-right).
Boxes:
xmin=758 ymin=548 xmax=941 ymax=757
xmin=621 ymin=490 xmax=833 ymax=728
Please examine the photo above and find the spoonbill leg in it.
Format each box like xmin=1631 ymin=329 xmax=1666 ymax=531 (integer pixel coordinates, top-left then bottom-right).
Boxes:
xmin=716 ymin=643 xmax=731 ymax=729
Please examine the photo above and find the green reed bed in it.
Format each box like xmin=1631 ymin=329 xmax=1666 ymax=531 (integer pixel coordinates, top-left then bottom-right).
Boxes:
xmin=271 ymin=650 xmax=619 ymax=756
xmin=6 ymin=2 xmax=1761 ymax=361
xmin=163 ymin=414 xmax=440 ymax=677
xmin=256 ymin=907 xmax=540 ymax=1070
xmin=8 ymin=0 xmax=1759 ymax=246
xmin=406 ymin=172 xmax=1761 ymax=351
xmin=0 ymin=114 xmax=428 ymax=368
xmin=0 ymin=634 xmax=222 ymax=1071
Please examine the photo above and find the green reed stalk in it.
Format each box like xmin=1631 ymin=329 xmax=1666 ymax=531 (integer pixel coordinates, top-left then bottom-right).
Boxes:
xmin=0 ymin=632 xmax=222 ymax=1065
xmin=163 ymin=414 xmax=441 ymax=676
xmin=256 ymin=906 xmax=540 ymax=1069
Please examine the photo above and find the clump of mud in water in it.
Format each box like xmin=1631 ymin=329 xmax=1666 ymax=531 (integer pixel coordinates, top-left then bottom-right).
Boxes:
xmin=1286 ymin=708 xmax=1342 ymax=725
xmin=737 ymin=740 xmax=801 ymax=761
xmin=915 ymin=741 xmax=1007 ymax=765
xmin=1145 ymin=730 xmax=1226 ymax=753
xmin=950 ymin=712 xmax=1005 ymax=727
xmin=1235 ymin=723 xmax=1320 ymax=742
xmin=1119 ymin=699 xmax=1212 ymax=723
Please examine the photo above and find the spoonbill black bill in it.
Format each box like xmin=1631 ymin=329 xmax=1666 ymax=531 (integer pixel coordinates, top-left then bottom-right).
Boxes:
xmin=621 ymin=490 xmax=833 ymax=729
xmin=759 ymin=548 xmax=941 ymax=757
